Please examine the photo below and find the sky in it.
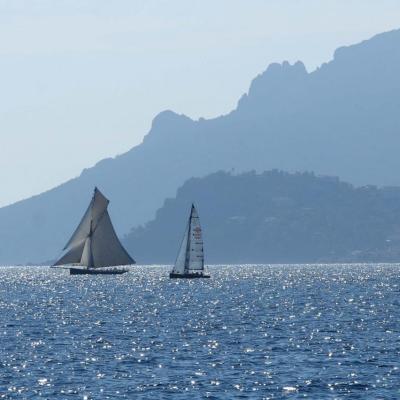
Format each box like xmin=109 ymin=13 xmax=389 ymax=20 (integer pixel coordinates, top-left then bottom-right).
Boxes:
xmin=0 ymin=0 xmax=399 ymax=207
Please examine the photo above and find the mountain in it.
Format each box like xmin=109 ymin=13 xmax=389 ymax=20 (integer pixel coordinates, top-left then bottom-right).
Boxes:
xmin=1 ymin=29 xmax=400 ymax=264
xmin=124 ymin=170 xmax=400 ymax=264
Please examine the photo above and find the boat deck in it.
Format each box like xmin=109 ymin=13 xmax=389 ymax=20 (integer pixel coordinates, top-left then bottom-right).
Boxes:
xmin=169 ymin=272 xmax=210 ymax=279
xmin=69 ymin=268 xmax=128 ymax=275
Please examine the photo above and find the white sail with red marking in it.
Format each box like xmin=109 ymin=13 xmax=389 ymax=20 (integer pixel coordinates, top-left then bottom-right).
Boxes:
xmin=172 ymin=204 xmax=205 ymax=275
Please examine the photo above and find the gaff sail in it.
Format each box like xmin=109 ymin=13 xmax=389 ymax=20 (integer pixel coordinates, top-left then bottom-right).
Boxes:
xmin=53 ymin=188 xmax=135 ymax=268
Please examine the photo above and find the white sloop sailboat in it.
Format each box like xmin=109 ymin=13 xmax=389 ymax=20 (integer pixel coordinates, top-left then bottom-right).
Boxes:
xmin=53 ymin=187 xmax=135 ymax=275
xmin=170 ymin=204 xmax=210 ymax=279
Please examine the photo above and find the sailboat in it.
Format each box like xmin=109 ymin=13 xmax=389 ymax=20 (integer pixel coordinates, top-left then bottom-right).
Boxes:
xmin=170 ymin=204 xmax=210 ymax=279
xmin=53 ymin=187 xmax=135 ymax=275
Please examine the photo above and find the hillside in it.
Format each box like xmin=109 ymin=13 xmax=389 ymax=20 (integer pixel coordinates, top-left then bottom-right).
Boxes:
xmin=124 ymin=171 xmax=400 ymax=264
xmin=1 ymin=29 xmax=400 ymax=264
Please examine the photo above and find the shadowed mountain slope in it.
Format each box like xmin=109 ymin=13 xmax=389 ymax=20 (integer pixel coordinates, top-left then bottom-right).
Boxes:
xmin=1 ymin=29 xmax=400 ymax=264
xmin=124 ymin=171 xmax=400 ymax=264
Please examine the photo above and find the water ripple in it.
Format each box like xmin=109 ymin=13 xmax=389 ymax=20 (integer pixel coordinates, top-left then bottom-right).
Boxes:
xmin=0 ymin=264 xmax=399 ymax=398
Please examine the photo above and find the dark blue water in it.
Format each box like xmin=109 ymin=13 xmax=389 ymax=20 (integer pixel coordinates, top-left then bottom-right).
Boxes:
xmin=0 ymin=264 xmax=399 ymax=399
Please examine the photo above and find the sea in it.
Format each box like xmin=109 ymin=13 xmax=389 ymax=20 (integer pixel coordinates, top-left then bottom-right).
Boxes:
xmin=0 ymin=264 xmax=399 ymax=399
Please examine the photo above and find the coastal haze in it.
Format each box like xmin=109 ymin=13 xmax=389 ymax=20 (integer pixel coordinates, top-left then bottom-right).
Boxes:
xmin=1 ymin=28 xmax=400 ymax=264
xmin=0 ymin=0 xmax=399 ymax=207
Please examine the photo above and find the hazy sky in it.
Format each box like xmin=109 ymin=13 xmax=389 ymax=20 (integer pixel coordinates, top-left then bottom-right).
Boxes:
xmin=0 ymin=0 xmax=399 ymax=207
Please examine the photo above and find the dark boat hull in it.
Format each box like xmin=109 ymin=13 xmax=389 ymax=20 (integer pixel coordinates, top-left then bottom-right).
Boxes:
xmin=169 ymin=272 xmax=210 ymax=279
xmin=69 ymin=268 xmax=128 ymax=275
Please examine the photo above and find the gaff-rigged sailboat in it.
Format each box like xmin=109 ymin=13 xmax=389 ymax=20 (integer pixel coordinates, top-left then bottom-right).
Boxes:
xmin=53 ymin=187 xmax=135 ymax=275
xmin=170 ymin=204 xmax=210 ymax=279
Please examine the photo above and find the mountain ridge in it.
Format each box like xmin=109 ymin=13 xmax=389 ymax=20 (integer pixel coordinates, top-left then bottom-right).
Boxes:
xmin=1 ymin=28 xmax=400 ymax=264
xmin=124 ymin=170 xmax=400 ymax=264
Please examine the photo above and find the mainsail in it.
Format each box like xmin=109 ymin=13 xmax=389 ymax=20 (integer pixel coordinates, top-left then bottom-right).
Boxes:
xmin=172 ymin=204 xmax=204 ymax=274
xmin=54 ymin=188 xmax=135 ymax=268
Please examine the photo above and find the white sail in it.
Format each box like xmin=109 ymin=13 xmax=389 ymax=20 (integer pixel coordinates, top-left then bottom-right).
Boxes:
xmin=63 ymin=188 xmax=108 ymax=250
xmin=172 ymin=204 xmax=204 ymax=275
xmin=53 ymin=239 xmax=86 ymax=266
xmin=172 ymin=221 xmax=189 ymax=274
xmin=187 ymin=205 xmax=204 ymax=272
xmin=54 ymin=188 xmax=135 ymax=268
xmin=62 ymin=204 xmax=92 ymax=251
xmin=90 ymin=212 xmax=135 ymax=268
xmin=80 ymin=236 xmax=94 ymax=267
